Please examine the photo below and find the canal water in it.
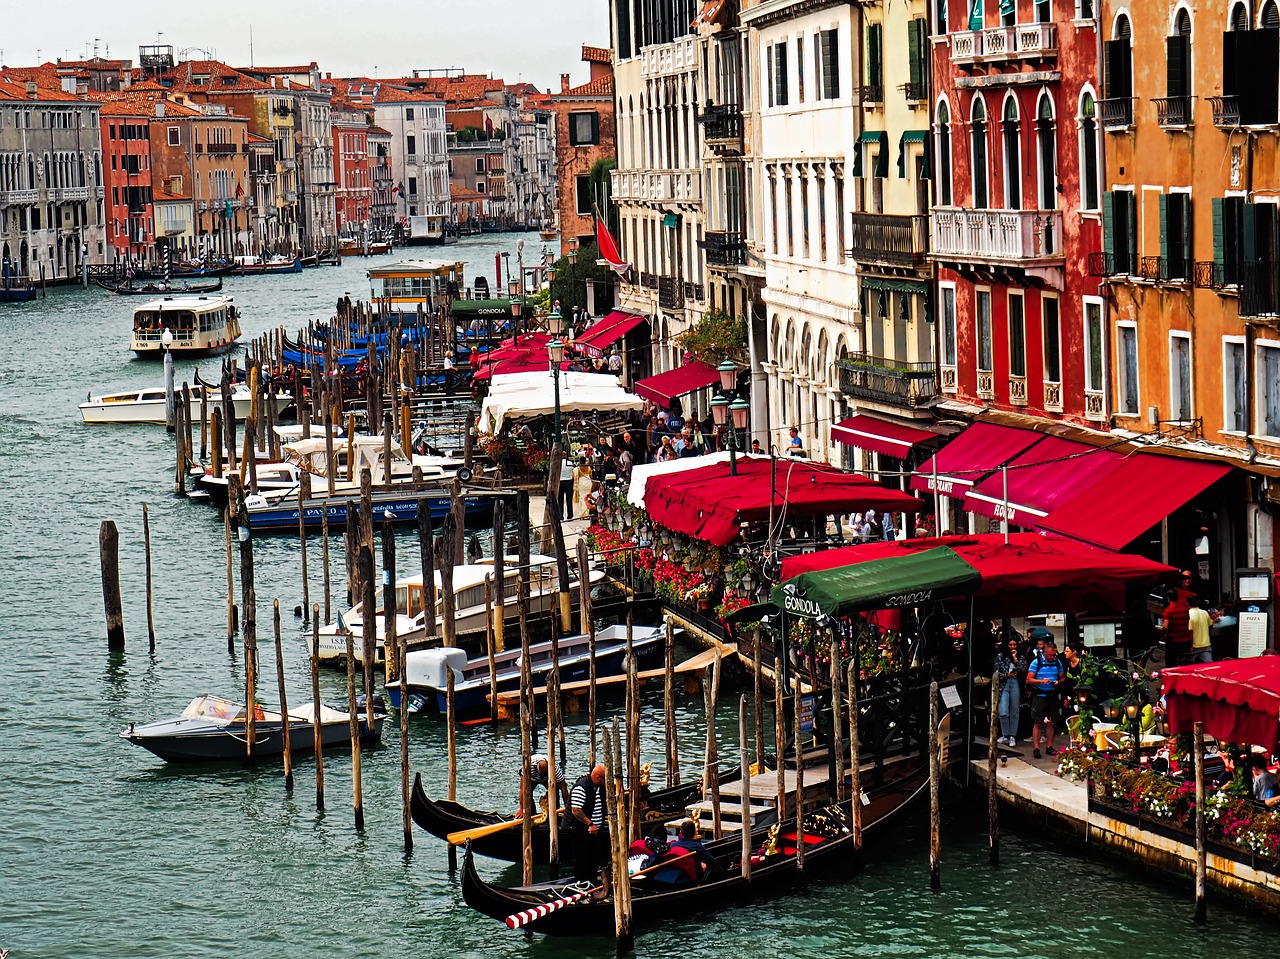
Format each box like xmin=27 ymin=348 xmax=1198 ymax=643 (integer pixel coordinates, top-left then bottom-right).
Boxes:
xmin=1 ymin=233 xmax=1275 ymax=957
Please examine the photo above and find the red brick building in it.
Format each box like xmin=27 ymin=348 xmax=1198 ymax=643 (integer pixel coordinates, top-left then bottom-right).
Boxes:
xmin=96 ymin=99 xmax=155 ymax=261
xmin=331 ymin=98 xmax=371 ymax=236
xmin=548 ymin=45 xmax=615 ymax=256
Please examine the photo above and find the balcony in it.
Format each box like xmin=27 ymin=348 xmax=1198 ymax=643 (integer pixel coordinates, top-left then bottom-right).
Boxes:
xmin=56 ymin=187 xmax=91 ymax=202
xmin=640 ymin=36 xmax=698 ymax=79
xmin=1008 ymin=374 xmax=1028 ymax=406
xmin=930 ymin=208 xmax=1063 ymax=267
xmin=682 ymin=281 xmax=705 ymax=302
xmin=701 ymin=230 xmax=746 ymax=268
xmin=0 ymin=189 xmax=39 ymax=205
xmin=1043 ymin=381 xmax=1063 ymax=413
xmin=698 ymin=103 xmax=743 ymax=152
xmin=1085 ymin=390 xmax=1106 ymax=421
xmin=610 ymin=169 xmax=701 ymax=204
xmin=207 ymin=142 xmax=238 ymax=155
xmin=1087 ymin=251 xmax=1138 ymax=277
xmin=657 ymin=275 xmax=684 ymax=310
xmin=976 ymin=371 xmax=995 ymax=399
xmin=1240 ymin=260 xmax=1280 ymax=318
xmin=949 ymin=23 xmax=1057 ymax=65
xmin=1208 ymin=96 xmax=1240 ymax=129
xmin=1139 ymin=256 xmax=1190 ymax=283
xmin=902 ymin=82 xmax=926 ymax=103
xmin=861 ymin=84 xmax=884 ymax=105
xmin=277 ymin=158 xmax=297 ymax=171
xmin=1194 ymin=261 xmax=1227 ymax=289
xmin=1154 ymin=96 xmax=1193 ymax=128
xmin=1099 ymin=97 xmax=1134 ymax=129
xmin=848 ymin=213 xmax=928 ymax=268
xmin=836 ymin=354 xmax=938 ymax=409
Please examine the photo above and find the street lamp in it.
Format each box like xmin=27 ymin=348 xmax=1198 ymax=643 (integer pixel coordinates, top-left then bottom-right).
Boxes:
xmin=510 ymin=295 xmax=523 ymax=346
xmin=568 ymin=236 xmax=578 ymax=264
xmin=1124 ymin=696 xmax=1142 ymax=765
xmin=548 ymin=309 xmax=564 ymax=444
xmin=717 ymin=358 xmax=738 ymax=392
xmin=710 ymin=359 xmax=749 ymax=476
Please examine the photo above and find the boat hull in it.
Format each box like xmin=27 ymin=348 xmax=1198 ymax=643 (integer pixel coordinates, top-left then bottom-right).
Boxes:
xmin=80 ymin=391 xmax=289 ymax=425
xmin=245 ymin=493 xmax=493 ymax=533
xmin=121 ymin=714 xmax=383 ymax=763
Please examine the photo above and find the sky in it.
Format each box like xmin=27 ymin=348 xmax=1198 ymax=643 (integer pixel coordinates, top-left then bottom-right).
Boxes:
xmin=2 ymin=0 xmax=610 ymax=92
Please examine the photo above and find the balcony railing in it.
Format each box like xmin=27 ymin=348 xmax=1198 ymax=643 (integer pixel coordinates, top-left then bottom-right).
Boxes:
xmin=848 ymin=213 xmax=928 ymax=267
xmin=1240 ymin=260 xmax=1280 ymax=318
xmin=1208 ymin=95 xmax=1241 ymax=129
xmin=1139 ymin=255 xmax=1190 ymax=283
xmin=56 ymin=187 xmax=91 ymax=202
xmin=683 ymin=281 xmax=705 ymax=302
xmin=902 ymin=82 xmax=926 ymax=103
xmin=861 ymin=84 xmax=884 ymax=105
xmin=701 ymin=230 xmax=746 ymax=268
xmin=931 ymin=208 xmax=1063 ymax=266
xmin=1085 ymin=390 xmax=1106 ymax=421
xmin=1099 ymin=97 xmax=1134 ymax=129
xmin=640 ymin=37 xmax=698 ymax=79
xmin=610 ymin=169 xmax=701 ymax=204
xmin=1008 ymin=374 xmax=1028 ymax=406
xmin=207 ymin=142 xmax=238 ymax=155
xmin=1088 ymin=250 xmax=1138 ymax=277
xmin=1043 ymin=381 xmax=1063 ymax=413
xmin=1154 ymin=95 xmax=1194 ymax=128
xmin=698 ymin=103 xmax=743 ymax=145
xmin=836 ymin=353 xmax=938 ymax=409
xmin=0 ymin=189 xmax=39 ymax=204
xmin=1194 ymin=261 xmax=1227 ymax=289
xmin=949 ymin=23 xmax=1057 ymax=65
xmin=658 ymin=275 xmax=683 ymax=310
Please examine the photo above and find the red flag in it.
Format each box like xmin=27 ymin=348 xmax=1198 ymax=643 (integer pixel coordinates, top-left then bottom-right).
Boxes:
xmin=593 ymin=204 xmax=629 ymax=278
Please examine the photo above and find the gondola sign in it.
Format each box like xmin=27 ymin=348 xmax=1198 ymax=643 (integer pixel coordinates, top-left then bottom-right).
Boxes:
xmin=779 ymin=583 xmax=823 ymax=619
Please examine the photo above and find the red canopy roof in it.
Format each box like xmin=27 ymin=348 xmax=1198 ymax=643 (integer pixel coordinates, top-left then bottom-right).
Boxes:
xmin=1040 ymin=452 xmax=1231 ymax=550
xmin=1163 ymin=658 xmax=1280 ymax=753
xmin=471 ymin=333 xmax=553 ymax=381
xmin=832 ymin=414 xmax=939 ymax=458
xmin=910 ymin=422 xmax=1041 ymax=500
xmin=575 ymin=310 xmax=647 ymax=358
xmin=644 ymin=457 xmax=920 ymax=547
xmin=780 ymin=532 xmax=1177 ymax=617
xmin=962 ymin=437 xmax=1125 ymax=528
xmin=633 ymin=361 xmax=720 ymax=407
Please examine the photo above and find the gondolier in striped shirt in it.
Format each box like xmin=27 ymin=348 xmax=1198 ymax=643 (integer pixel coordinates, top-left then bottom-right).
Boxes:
xmin=568 ymin=764 xmax=610 ymax=896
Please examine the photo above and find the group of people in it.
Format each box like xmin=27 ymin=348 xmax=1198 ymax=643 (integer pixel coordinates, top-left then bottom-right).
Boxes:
xmin=1160 ymin=570 xmax=1223 ymax=665
xmin=992 ymin=626 xmax=1089 ymax=759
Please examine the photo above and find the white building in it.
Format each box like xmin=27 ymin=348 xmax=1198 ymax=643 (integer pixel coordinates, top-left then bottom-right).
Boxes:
xmin=369 ymin=85 xmax=449 ymax=242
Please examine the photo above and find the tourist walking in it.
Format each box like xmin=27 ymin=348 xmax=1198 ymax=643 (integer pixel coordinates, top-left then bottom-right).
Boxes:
xmin=1026 ymin=640 xmax=1066 ymax=759
xmin=993 ymin=636 xmax=1025 ymax=746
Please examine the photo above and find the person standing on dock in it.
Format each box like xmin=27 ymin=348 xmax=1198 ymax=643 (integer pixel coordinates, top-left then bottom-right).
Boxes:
xmin=1026 ymin=641 xmax=1065 ymax=759
xmin=994 ymin=636 xmax=1025 ymax=747
xmin=568 ymin=764 xmax=610 ymax=896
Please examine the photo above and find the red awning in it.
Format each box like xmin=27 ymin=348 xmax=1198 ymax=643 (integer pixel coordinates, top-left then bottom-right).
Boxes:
xmin=645 ymin=456 xmax=920 ymax=547
xmin=780 ymin=532 xmax=1176 ymax=617
xmin=962 ymin=437 xmax=1126 ymax=528
xmin=1039 ymin=452 xmax=1232 ymax=550
xmin=472 ymin=333 xmax=553 ymax=381
xmin=832 ymin=415 xmax=939 ymax=458
xmin=909 ymin=422 xmax=1042 ymax=500
xmin=1163 ymin=658 xmax=1280 ymax=753
xmin=574 ymin=310 xmax=647 ymax=358
xmin=633 ymin=361 xmax=720 ymax=407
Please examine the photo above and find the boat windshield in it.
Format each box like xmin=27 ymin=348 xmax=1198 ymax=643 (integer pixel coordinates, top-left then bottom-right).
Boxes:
xmin=180 ymin=695 xmax=245 ymax=721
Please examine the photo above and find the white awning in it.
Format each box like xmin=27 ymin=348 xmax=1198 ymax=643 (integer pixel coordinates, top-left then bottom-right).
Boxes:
xmin=626 ymin=451 xmax=736 ymax=510
xmin=477 ymin=370 xmax=643 ymax=433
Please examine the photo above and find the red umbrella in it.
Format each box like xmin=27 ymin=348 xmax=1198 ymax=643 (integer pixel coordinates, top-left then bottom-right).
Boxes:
xmin=781 ymin=532 xmax=1176 ymax=617
xmin=1163 ymin=657 xmax=1280 ymax=753
xmin=644 ymin=457 xmax=919 ymax=547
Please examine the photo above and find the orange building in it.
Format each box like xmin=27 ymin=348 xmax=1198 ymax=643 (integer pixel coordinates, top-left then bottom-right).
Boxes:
xmin=1097 ymin=0 xmax=1280 ymax=608
xmin=95 ymin=99 xmax=155 ymax=261
xmin=548 ymin=46 xmax=615 ymax=256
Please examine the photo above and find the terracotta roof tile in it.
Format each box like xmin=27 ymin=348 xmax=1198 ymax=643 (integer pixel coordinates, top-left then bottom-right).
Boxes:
xmin=582 ymin=45 xmax=612 ymax=64
xmin=555 ymin=75 xmax=614 ymax=98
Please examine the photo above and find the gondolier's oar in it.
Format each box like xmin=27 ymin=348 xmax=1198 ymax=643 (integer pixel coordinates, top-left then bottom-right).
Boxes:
xmin=503 ymin=857 xmax=681 ymax=930
xmin=447 ymin=812 xmax=548 ymax=846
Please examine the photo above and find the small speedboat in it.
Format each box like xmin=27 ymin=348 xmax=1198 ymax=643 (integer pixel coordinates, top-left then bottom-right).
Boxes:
xmin=79 ymin=385 xmax=291 ymax=425
xmin=386 ymin=623 xmax=663 ymax=716
xmin=120 ymin=694 xmax=385 ymax=763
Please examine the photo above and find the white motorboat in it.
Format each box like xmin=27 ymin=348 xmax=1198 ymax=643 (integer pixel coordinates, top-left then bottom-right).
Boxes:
xmin=79 ymin=384 xmax=292 ymax=425
xmin=130 ymin=294 xmax=242 ymax=357
xmin=315 ymin=554 xmax=605 ymax=665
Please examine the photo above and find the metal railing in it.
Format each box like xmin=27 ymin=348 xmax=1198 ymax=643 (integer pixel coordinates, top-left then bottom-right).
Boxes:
xmin=698 ymin=103 xmax=743 ymax=143
xmin=1154 ymin=96 xmax=1194 ymax=128
xmin=1099 ymin=97 xmax=1134 ymax=129
xmin=861 ymin=84 xmax=884 ymax=104
xmin=1240 ymin=260 xmax=1280 ymax=317
xmin=1193 ymin=261 xmax=1226 ymax=289
xmin=836 ymin=353 xmax=938 ymax=408
xmin=1088 ymin=250 xmax=1137 ymax=277
xmin=701 ymin=230 xmax=746 ymax=267
xmin=658 ymin=275 xmax=683 ymax=310
xmin=1208 ymin=95 xmax=1240 ymax=129
xmin=1140 ymin=255 xmax=1190 ymax=283
xmin=931 ymin=208 xmax=1063 ymax=263
xmin=848 ymin=213 xmax=928 ymax=267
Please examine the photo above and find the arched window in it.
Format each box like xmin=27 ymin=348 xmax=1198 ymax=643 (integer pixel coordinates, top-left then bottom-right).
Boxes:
xmin=971 ymin=96 xmax=989 ymax=209
xmin=936 ymin=99 xmax=953 ymax=206
xmin=1165 ymin=9 xmax=1193 ymax=125
xmin=1230 ymin=2 xmax=1250 ymax=30
xmin=1264 ymin=1 xmax=1280 ymax=28
xmin=1001 ymin=96 xmax=1021 ymax=210
xmin=1037 ymin=93 xmax=1057 ymax=209
xmin=1079 ymin=91 xmax=1099 ymax=210
xmin=1104 ymin=14 xmax=1134 ymax=125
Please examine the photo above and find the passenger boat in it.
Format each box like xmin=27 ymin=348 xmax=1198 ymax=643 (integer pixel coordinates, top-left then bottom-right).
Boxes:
xmin=460 ymin=763 xmax=928 ymax=934
xmin=120 ymin=694 xmax=385 ymax=763
xmin=386 ymin=623 xmax=664 ymax=715
xmin=233 ymin=254 xmax=303 ymax=275
xmin=130 ymin=295 xmax=242 ymax=358
xmin=79 ymin=383 xmax=290 ymax=425
xmin=315 ymin=554 xmax=603 ymax=665
xmin=411 ymin=769 xmax=747 ymax=865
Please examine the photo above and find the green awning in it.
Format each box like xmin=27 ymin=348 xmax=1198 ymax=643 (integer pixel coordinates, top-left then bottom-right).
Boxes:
xmin=451 ymin=297 xmax=534 ymax=318
xmin=898 ymin=130 xmax=930 ymax=178
xmin=770 ymin=547 xmax=981 ymax=619
xmin=853 ymin=130 xmax=888 ymax=178
xmin=861 ymin=277 xmax=928 ymax=295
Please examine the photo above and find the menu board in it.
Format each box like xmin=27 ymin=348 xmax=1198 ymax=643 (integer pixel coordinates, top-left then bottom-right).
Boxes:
xmin=1238 ymin=611 xmax=1269 ymax=659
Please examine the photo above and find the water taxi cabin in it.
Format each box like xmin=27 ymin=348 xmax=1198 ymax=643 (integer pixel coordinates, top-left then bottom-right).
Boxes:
xmin=367 ymin=259 xmax=464 ymax=311
xmin=130 ymin=295 xmax=242 ymax=358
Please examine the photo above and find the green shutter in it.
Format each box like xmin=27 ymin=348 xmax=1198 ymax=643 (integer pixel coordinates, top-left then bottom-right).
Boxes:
xmin=1181 ymin=196 xmax=1193 ymax=274
xmin=1212 ymin=197 xmax=1224 ymax=271
xmin=868 ymin=24 xmax=882 ymax=91
xmin=1159 ymin=193 xmax=1169 ymax=269
xmin=853 ymin=144 xmax=863 ymax=178
xmin=1102 ymin=191 xmax=1115 ymax=257
xmin=1244 ymin=202 xmax=1258 ymax=262
xmin=874 ymin=143 xmax=888 ymax=178
xmin=908 ymin=20 xmax=925 ymax=91
xmin=969 ymin=0 xmax=984 ymax=30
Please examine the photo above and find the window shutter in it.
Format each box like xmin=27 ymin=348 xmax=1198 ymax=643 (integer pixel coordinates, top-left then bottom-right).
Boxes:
xmin=829 ymin=29 xmax=841 ymax=99
xmin=1102 ymin=190 xmax=1115 ymax=258
xmin=1212 ymin=197 xmax=1225 ymax=276
xmin=909 ymin=20 xmax=925 ymax=91
xmin=777 ymin=43 xmax=789 ymax=106
xmin=590 ymin=111 xmax=600 ymax=144
xmin=814 ymin=33 xmax=823 ymax=97
xmin=767 ymin=44 xmax=774 ymax=108
xmin=1159 ymin=193 xmax=1169 ymax=269
xmin=1166 ymin=35 xmax=1189 ymax=99
xmin=869 ymin=24 xmax=883 ymax=91
xmin=1249 ymin=29 xmax=1280 ymax=124
xmin=1223 ymin=30 xmax=1239 ymax=99
xmin=1244 ymin=202 xmax=1258 ymax=263
xmin=1181 ymin=195 xmax=1193 ymax=275
xmin=1104 ymin=39 xmax=1132 ymax=98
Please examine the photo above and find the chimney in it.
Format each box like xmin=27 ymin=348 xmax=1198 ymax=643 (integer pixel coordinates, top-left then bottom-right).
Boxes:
xmin=560 ymin=73 xmax=570 ymax=94
xmin=25 ymin=81 xmax=38 ymax=99
xmin=155 ymin=100 xmax=166 ymax=118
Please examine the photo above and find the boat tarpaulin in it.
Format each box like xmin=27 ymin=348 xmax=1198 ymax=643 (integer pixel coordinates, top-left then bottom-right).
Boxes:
xmin=781 ymin=532 xmax=1176 ymax=617
xmin=632 ymin=361 xmax=720 ymax=407
xmin=1163 ymin=658 xmax=1280 ymax=753
xmin=477 ymin=370 xmax=642 ymax=433
xmin=772 ymin=547 xmax=980 ymax=619
xmin=575 ymin=310 xmax=647 ymax=358
xmin=962 ymin=436 xmax=1125 ymax=528
xmin=909 ymin=422 xmax=1041 ymax=500
xmin=644 ymin=456 xmax=919 ymax=547
xmin=1039 ymin=452 xmax=1232 ymax=550
xmin=832 ymin=414 xmax=939 ymax=458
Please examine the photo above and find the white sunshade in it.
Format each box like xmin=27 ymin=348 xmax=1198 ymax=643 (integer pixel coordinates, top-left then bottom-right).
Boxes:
xmin=625 ymin=451 xmax=736 ymax=510
xmin=478 ymin=370 xmax=643 ymax=433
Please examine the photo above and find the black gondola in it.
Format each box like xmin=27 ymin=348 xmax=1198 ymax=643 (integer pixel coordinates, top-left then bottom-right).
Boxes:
xmin=411 ymin=770 xmax=743 ymax=865
xmin=133 ymin=262 xmax=239 ymax=279
xmin=101 ymin=277 xmax=224 ymax=296
xmin=459 ymin=760 xmax=927 ymax=936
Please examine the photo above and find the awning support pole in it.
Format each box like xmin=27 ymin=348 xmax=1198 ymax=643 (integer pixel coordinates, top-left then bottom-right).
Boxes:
xmin=1001 ymin=465 xmax=1010 ymax=546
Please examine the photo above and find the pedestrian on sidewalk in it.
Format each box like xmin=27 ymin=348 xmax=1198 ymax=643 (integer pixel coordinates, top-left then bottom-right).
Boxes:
xmin=1026 ymin=640 xmax=1066 ymax=759
xmin=994 ymin=635 xmax=1025 ymax=746
xmin=1188 ymin=597 xmax=1214 ymax=663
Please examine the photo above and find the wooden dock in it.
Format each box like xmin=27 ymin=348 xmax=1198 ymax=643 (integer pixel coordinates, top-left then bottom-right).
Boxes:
xmin=490 ymin=642 xmax=736 ymax=720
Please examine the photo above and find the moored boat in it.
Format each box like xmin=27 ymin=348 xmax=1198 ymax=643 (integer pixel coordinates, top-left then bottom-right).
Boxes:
xmin=233 ymin=254 xmax=303 ymax=275
xmin=120 ymin=694 xmax=385 ymax=763
xmin=79 ymin=384 xmax=291 ymax=425
xmin=104 ymin=277 xmax=223 ymax=296
xmin=130 ymin=295 xmax=242 ymax=358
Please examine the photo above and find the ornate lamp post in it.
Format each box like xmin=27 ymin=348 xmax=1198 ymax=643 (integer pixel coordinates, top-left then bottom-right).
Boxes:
xmin=710 ymin=359 xmax=749 ymax=475
xmin=509 ymin=287 xmax=523 ymax=347
xmin=548 ymin=309 xmax=565 ymax=445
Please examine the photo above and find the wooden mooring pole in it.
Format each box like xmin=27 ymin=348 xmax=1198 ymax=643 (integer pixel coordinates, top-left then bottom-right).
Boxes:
xmin=347 ymin=630 xmax=364 ymax=831
xmin=1194 ymin=720 xmax=1207 ymax=923
xmin=848 ymin=661 xmax=862 ymax=850
xmin=99 ymin=520 xmax=124 ymax=650
xmin=739 ymin=694 xmax=753 ymax=884
xmin=663 ymin=616 xmax=679 ymax=787
xmin=142 ymin=504 xmax=155 ymax=654
xmin=274 ymin=600 xmax=293 ymax=793
xmin=311 ymin=606 xmax=325 ymax=812
xmin=929 ymin=680 xmax=941 ymax=890
xmin=989 ymin=676 xmax=1000 ymax=867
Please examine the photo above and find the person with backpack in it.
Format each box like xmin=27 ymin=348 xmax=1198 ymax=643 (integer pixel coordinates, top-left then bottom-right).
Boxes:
xmin=1025 ymin=640 xmax=1066 ymax=759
